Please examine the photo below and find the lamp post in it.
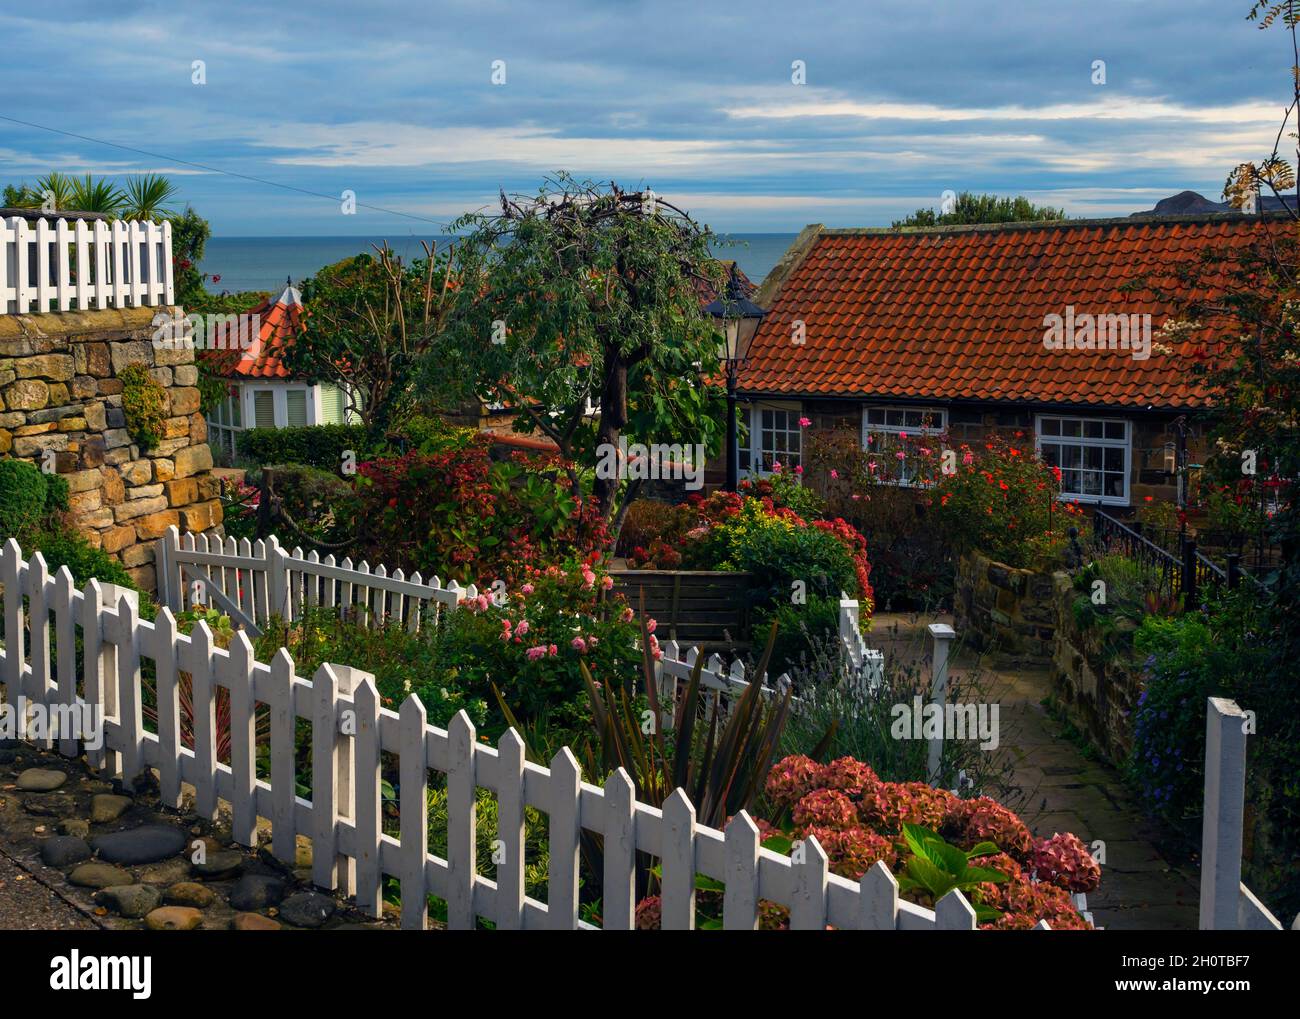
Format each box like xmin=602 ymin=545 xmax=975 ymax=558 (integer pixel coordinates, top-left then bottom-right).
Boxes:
xmin=703 ymin=264 xmax=766 ymax=492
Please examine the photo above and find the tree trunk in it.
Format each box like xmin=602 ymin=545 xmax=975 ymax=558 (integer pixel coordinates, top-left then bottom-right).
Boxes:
xmin=592 ymin=350 xmax=629 ymax=521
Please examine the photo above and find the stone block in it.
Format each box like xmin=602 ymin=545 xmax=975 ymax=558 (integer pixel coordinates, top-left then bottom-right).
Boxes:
xmin=128 ymin=483 xmax=165 ymax=500
xmin=68 ymin=489 xmax=102 ymax=515
xmin=0 ymin=429 xmax=9 ymax=454
xmin=98 ymin=378 xmax=123 ymax=396
xmin=162 ymin=416 xmax=190 ymax=439
xmin=188 ymin=413 xmax=207 ymax=443
xmin=103 ymin=428 xmax=131 ymax=449
xmin=13 ymin=433 xmax=67 ymax=456
xmin=149 ymin=367 xmax=173 ymax=388
xmin=120 ymin=460 xmax=152 ymax=485
xmin=80 ymin=508 xmax=114 ymax=529
xmin=167 ymin=387 xmax=201 ymax=416
xmin=101 ymin=524 xmax=137 ymax=555
xmin=134 ymin=510 xmax=179 ymax=541
xmin=109 ymin=340 xmax=153 ymax=374
xmin=173 ymin=443 xmax=212 ymax=479
xmin=114 ymin=496 xmax=167 ymax=522
xmin=64 ymin=468 xmax=103 ymax=494
xmin=74 ymin=342 xmax=111 ymax=377
xmin=57 ymin=416 xmax=87 ymax=432
xmin=165 ymin=478 xmax=198 ymax=506
xmin=173 ymin=365 xmax=198 ymax=386
xmin=14 ymin=354 xmax=75 ymax=381
xmin=84 ymin=402 xmax=107 ymax=431
xmin=4 ymin=379 xmax=49 ymax=410
xmin=70 ymin=375 xmax=98 ymax=399
xmin=47 ymin=383 xmax=69 ymax=405
xmin=80 ymin=436 xmax=106 ymax=468
xmin=153 ymin=457 xmax=175 ymax=482
xmin=126 ymin=564 xmax=156 ymax=592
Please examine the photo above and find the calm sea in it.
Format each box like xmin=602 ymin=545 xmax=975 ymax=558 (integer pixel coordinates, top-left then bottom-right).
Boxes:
xmin=200 ymin=233 xmax=797 ymax=295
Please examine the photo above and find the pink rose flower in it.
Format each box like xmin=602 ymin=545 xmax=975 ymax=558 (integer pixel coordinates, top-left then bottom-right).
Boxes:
xmin=798 ymin=416 xmax=812 ymax=428
xmin=516 ymin=619 xmax=529 ymax=636
xmin=526 ymin=646 xmax=547 ymax=661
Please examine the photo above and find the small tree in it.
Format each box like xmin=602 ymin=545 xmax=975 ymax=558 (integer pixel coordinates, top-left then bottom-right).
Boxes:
xmin=893 ymin=192 xmax=1067 ymax=229
xmin=292 ymin=243 xmax=461 ymax=439
xmin=430 ymin=175 xmax=727 ymax=535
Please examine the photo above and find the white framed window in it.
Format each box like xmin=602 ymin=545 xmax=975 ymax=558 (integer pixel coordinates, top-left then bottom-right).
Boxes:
xmin=745 ymin=402 xmax=803 ymax=474
xmin=861 ymin=405 xmax=947 ymax=485
xmin=242 ymin=384 xmax=320 ymax=430
xmin=206 ymin=393 xmax=242 ymax=465
xmin=1036 ymin=415 xmax=1130 ymax=505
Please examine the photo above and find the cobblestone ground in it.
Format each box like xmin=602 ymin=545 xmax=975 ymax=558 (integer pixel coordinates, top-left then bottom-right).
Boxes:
xmin=0 ymin=847 xmax=100 ymax=930
xmin=867 ymin=612 xmax=1200 ymax=931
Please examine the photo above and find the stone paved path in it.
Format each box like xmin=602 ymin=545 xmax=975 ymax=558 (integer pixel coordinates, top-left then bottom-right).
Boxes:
xmin=867 ymin=612 xmax=1201 ymax=931
xmin=0 ymin=846 xmax=100 ymax=930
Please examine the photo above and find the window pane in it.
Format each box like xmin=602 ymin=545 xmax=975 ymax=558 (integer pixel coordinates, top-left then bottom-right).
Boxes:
xmin=1084 ymin=446 xmax=1103 ymax=470
xmin=320 ymin=384 xmax=345 ymax=425
xmin=287 ymin=389 xmax=308 ymax=427
xmin=254 ymin=391 xmax=275 ymax=429
xmin=1104 ymin=421 xmax=1125 ymax=440
xmin=1061 ymin=419 xmax=1082 ymax=437
xmin=1105 ymin=472 xmax=1124 ymax=497
xmin=1083 ymin=420 xmax=1104 ymax=439
xmin=1041 ymin=443 xmax=1061 ymax=467
xmin=1104 ymin=447 xmax=1123 ymax=471
xmin=229 ymin=394 xmax=242 ymax=427
xmin=1041 ymin=418 xmax=1061 ymax=436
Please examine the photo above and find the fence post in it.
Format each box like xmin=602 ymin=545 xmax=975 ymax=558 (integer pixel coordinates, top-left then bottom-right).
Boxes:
xmin=329 ymin=664 xmax=367 ymax=899
xmin=927 ymin=623 xmax=956 ymax=786
xmin=1226 ymin=553 xmax=1241 ymax=591
xmin=1199 ymin=696 xmax=1248 ymax=930
xmin=1182 ymin=537 xmax=1198 ymax=608
xmin=269 ymin=544 xmax=290 ymax=621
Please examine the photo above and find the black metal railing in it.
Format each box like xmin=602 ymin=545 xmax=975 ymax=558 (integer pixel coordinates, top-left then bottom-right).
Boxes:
xmin=1092 ymin=511 xmax=1268 ymax=608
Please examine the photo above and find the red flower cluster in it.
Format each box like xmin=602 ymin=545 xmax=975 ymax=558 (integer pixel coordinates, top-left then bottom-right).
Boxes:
xmin=761 ymin=754 xmax=1097 ymax=930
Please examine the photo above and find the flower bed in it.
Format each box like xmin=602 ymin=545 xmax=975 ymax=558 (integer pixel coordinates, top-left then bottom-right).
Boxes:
xmin=636 ymin=753 xmax=1099 ymax=930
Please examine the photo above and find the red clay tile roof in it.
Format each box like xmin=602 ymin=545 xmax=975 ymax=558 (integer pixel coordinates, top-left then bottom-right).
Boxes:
xmin=738 ymin=215 xmax=1275 ymax=410
xmin=202 ymin=284 xmax=302 ymax=380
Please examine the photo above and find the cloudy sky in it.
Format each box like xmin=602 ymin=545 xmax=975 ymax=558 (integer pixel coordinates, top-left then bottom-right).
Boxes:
xmin=0 ymin=0 xmax=1291 ymax=235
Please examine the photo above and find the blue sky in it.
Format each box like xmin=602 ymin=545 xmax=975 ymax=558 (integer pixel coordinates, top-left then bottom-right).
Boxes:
xmin=0 ymin=0 xmax=1291 ymax=235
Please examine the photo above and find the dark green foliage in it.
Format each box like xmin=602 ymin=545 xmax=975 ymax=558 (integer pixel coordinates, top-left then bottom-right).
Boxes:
xmin=235 ymin=425 xmax=380 ymax=471
xmin=256 ymin=608 xmax=487 ymax=730
xmin=0 ymin=458 xmax=54 ymax=543
xmin=892 ymin=192 xmax=1068 ymax=228
xmin=750 ymin=594 xmax=841 ymax=677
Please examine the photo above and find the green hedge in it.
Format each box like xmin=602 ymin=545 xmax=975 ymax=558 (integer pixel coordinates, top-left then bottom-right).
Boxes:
xmin=0 ymin=458 xmax=67 ymax=544
xmin=235 ymin=424 xmax=381 ymax=471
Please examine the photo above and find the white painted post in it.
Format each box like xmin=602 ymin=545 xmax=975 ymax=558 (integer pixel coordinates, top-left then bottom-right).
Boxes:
xmin=269 ymin=545 xmax=290 ymax=622
xmin=661 ymin=788 xmax=696 ymax=930
xmin=723 ymin=811 xmax=760 ymax=930
xmin=152 ymin=609 xmax=183 ymax=808
xmin=186 ymin=621 xmax=218 ymax=821
xmin=227 ymin=632 xmax=258 ymax=846
xmin=495 ymin=729 xmax=527 ymax=930
xmin=328 ymin=663 xmax=365 ymax=898
xmin=268 ymin=649 xmax=297 ymax=865
xmin=27 ymin=554 xmax=51 ymax=747
xmin=935 ymin=888 xmax=978 ymax=929
xmin=0 ymin=541 xmax=23 ymax=702
xmin=790 ymin=833 xmax=829 ymax=930
xmin=353 ymin=676 xmax=382 ymax=918
xmin=312 ymin=664 xmax=340 ymax=890
xmin=547 ymin=748 xmax=582 ymax=930
xmin=860 ymin=860 xmax=900 ymax=930
xmin=602 ymin=768 xmax=637 ymax=931
xmin=113 ymin=593 xmax=145 ymax=790
xmin=927 ymin=623 xmax=956 ymax=787
xmin=445 ymin=710 xmax=477 ymax=929
xmin=1200 ymin=696 xmax=1249 ymax=930
xmin=399 ymin=695 xmax=429 ymax=930
xmin=53 ymin=568 xmax=78 ymax=758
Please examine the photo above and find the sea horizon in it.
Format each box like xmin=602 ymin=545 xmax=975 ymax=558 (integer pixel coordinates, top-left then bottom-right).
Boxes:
xmin=199 ymin=232 xmax=797 ymax=296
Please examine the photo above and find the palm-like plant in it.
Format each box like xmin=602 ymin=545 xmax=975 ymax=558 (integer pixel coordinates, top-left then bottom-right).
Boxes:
xmin=68 ymin=174 xmax=126 ymax=215
xmin=122 ymin=173 xmax=178 ymax=220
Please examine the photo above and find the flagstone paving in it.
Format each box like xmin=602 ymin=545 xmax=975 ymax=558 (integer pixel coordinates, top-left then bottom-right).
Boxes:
xmin=867 ymin=611 xmax=1201 ymax=931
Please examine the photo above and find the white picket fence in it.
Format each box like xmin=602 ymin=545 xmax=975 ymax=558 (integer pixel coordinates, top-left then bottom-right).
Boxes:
xmin=0 ymin=537 xmax=989 ymax=930
xmin=0 ymin=215 xmax=174 ymax=315
xmin=156 ymin=526 xmax=880 ymax=707
xmin=1199 ymin=696 xmax=1299 ymax=931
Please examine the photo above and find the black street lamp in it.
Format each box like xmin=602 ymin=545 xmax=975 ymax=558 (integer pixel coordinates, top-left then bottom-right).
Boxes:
xmin=703 ymin=264 xmax=766 ymax=492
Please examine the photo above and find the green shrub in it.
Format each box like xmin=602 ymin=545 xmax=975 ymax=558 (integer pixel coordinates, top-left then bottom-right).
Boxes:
xmin=119 ymin=364 xmax=167 ymax=451
xmin=399 ymin=414 xmax=476 ymax=455
xmin=33 ymin=530 xmax=136 ymax=590
xmin=255 ymin=607 xmax=488 ymax=730
xmin=750 ymin=594 xmax=841 ymax=677
xmin=236 ymin=424 xmax=382 ymax=471
xmin=0 ymin=458 xmax=53 ymax=543
xmin=255 ymin=464 xmax=359 ymax=547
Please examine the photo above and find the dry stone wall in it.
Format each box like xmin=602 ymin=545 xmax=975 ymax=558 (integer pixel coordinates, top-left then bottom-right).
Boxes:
xmin=0 ymin=307 xmax=221 ymax=591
